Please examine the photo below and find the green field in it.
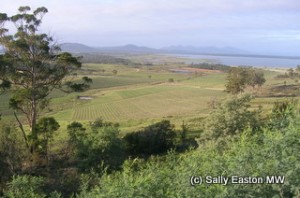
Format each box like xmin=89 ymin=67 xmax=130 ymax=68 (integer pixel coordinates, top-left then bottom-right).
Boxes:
xmin=41 ymin=63 xmax=227 ymax=131
xmin=0 ymin=58 xmax=293 ymax=134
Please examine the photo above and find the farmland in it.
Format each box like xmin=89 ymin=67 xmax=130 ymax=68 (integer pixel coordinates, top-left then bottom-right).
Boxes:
xmin=1 ymin=54 xmax=294 ymax=133
xmin=35 ymin=57 xmax=294 ymax=134
xmin=44 ymin=62 xmax=227 ymax=133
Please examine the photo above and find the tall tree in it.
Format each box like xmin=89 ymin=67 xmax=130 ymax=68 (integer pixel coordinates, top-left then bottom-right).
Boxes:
xmin=0 ymin=6 xmax=92 ymax=154
xmin=247 ymin=69 xmax=266 ymax=89
xmin=225 ymin=67 xmax=248 ymax=94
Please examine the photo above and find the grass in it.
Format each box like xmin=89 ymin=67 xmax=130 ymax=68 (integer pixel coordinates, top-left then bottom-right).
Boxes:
xmin=0 ymin=93 xmax=12 ymax=116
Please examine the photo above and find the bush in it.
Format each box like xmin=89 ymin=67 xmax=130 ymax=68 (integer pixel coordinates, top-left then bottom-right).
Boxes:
xmin=0 ymin=123 xmax=28 ymax=192
xmin=168 ymin=78 xmax=174 ymax=82
xmin=124 ymin=120 xmax=176 ymax=157
xmin=268 ymin=99 xmax=298 ymax=131
xmin=67 ymin=121 xmax=125 ymax=172
xmin=4 ymin=175 xmax=46 ymax=198
xmin=202 ymin=94 xmax=262 ymax=140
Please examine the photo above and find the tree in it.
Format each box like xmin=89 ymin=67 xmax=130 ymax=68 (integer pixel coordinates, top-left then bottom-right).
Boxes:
xmin=225 ymin=67 xmax=248 ymax=94
xmin=203 ymin=95 xmax=262 ymax=140
xmin=0 ymin=6 xmax=92 ymax=155
xmin=0 ymin=122 xmax=27 ymax=187
xmin=36 ymin=117 xmax=60 ymax=163
xmin=247 ymin=69 xmax=266 ymax=89
xmin=225 ymin=67 xmax=266 ymax=94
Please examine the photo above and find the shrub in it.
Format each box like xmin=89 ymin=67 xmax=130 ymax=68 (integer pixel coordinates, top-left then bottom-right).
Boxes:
xmin=4 ymin=175 xmax=46 ymax=198
xmin=202 ymin=94 xmax=262 ymax=140
xmin=67 ymin=122 xmax=125 ymax=172
xmin=124 ymin=120 xmax=176 ymax=157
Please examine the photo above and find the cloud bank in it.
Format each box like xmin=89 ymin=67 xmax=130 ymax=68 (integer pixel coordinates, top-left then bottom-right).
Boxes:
xmin=1 ymin=0 xmax=299 ymax=55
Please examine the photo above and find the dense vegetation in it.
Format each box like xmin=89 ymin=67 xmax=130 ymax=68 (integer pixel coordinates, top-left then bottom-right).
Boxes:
xmin=190 ymin=62 xmax=231 ymax=71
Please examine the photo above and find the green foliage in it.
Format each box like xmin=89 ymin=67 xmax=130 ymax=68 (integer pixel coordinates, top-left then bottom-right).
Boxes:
xmin=203 ymin=94 xmax=262 ymax=140
xmin=80 ymin=110 xmax=300 ymax=197
xmin=35 ymin=117 xmax=60 ymax=158
xmin=268 ymin=99 xmax=298 ymax=131
xmin=247 ymin=68 xmax=266 ymax=88
xmin=66 ymin=76 xmax=93 ymax=92
xmin=222 ymin=124 xmax=300 ymax=197
xmin=4 ymin=175 xmax=46 ymax=198
xmin=79 ymin=53 xmax=134 ymax=65
xmin=168 ymin=78 xmax=174 ymax=82
xmin=67 ymin=121 xmax=124 ymax=172
xmin=37 ymin=117 xmax=60 ymax=136
xmin=89 ymin=118 xmax=119 ymax=130
xmin=0 ymin=83 xmax=30 ymax=194
xmin=225 ymin=67 xmax=248 ymax=94
xmin=190 ymin=62 xmax=231 ymax=71
xmin=0 ymin=123 xmax=27 ymax=185
xmin=124 ymin=120 xmax=176 ymax=157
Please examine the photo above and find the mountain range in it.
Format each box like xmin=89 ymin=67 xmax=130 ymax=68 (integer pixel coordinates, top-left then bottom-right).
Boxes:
xmin=1 ymin=43 xmax=298 ymax=59
xmin=59 ymin=43 xmax=249 ymax=55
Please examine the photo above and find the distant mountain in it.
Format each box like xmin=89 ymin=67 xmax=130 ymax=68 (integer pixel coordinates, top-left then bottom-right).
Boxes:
xmin=96 ymin=44 xmax=157 ymax=53
xmin=60 ymin=43 xmax=97 ymax=53
xmin=60 ymin=43 xmax=250 ymax=55
xmin=60 ymin=43 xmax=158 ymax=54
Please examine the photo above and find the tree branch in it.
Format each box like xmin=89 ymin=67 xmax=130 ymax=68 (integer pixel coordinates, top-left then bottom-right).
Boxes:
xmin=13 ymin=111 xmax=29 ymax=150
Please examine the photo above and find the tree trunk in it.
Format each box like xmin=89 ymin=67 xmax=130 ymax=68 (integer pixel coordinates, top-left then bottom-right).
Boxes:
xmin=29 ymin=98 xmax=38 ymax=154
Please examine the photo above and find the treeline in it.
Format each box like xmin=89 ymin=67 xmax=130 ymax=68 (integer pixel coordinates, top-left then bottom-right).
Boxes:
xmin=77 ymin=53 xmax=157 ymax=67
xmin=77 ymin=53 xmax=141 ymax=66
xmin=1 ymin=96 xmax=299 ymax=197
xmin=189 ymin=62 xmax=231 ymax=71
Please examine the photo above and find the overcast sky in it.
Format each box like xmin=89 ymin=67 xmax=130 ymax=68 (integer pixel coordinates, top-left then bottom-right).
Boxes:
xmin=1 ymin=0 xmax=300 ymax=55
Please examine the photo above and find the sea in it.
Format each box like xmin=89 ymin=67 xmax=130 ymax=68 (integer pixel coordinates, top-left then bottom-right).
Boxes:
xmin=169 ymin=54 xmax=300 ymax=68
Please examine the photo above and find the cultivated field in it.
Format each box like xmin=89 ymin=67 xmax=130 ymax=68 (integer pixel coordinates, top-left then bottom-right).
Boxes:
xmin=0 ymin=54 xmax=295 ymax=134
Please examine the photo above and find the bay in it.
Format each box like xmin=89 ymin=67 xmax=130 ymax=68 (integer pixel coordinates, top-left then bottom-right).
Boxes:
xmin=169 ymin=54 xmax=300 ymax=68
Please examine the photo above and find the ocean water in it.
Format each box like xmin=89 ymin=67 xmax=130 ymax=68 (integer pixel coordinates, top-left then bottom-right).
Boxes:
xmin=170 ymin=54 xmax=300 ymax=68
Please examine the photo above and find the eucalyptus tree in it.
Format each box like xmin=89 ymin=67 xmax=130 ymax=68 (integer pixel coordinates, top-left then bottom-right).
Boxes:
xmin=0 ymin=6 xmax=92 ymax=154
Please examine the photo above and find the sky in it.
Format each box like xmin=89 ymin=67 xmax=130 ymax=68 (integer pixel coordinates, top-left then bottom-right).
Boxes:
xmin=1 ymin=0 xmax=300 ymax=55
